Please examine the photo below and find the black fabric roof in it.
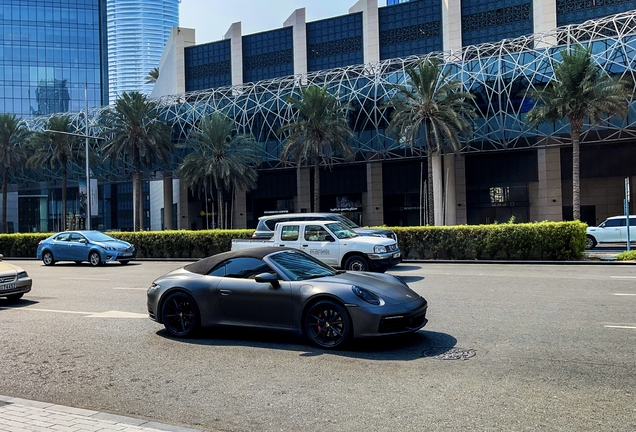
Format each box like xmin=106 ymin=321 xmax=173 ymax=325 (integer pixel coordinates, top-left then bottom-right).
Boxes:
xmin=184 ymin=246 xmax=291 ymax=275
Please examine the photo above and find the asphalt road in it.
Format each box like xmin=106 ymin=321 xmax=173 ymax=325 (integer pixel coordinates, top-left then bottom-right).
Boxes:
xmin=1 ymin=260 xmax=635 ymax=431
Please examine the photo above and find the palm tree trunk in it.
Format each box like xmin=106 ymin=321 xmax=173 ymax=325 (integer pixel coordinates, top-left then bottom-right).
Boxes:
xmin=217 ymin=189 xmax=224 ymax=229
xmin=424 ymin=123 xmax=435 ymax=226
xmin=61 ymin=165 xmax=67 ymax=231
xmin=134 ymin=149 xmax=143 ymax=231
xmin=2 ymin=168 xmax=7 ymax=233
xmin=570 ymin=122 xmax=582 ymax=221
xmin=313 ymin=160 xmax=320 ymax=213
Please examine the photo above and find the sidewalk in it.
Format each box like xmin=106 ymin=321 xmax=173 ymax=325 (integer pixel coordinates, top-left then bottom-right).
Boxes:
xmin=0 ymin=395 xmax=205 ymax=432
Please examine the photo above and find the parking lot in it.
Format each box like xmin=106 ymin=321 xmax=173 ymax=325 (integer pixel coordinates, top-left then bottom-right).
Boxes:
xmin=1 ymin=260 xmax=635 ymax=431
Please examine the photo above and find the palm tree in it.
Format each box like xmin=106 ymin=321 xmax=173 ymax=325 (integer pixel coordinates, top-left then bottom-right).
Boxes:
xmin=278 ymin=85 xmax=355 ymax=212
xmin=526 ymin=44 xmax=631 ymax=221
xmin=100 ymin=91 xmax=173 ymax=231
xmin=386 ymin=57 xmax=475 ymax=226
xmin=145 ymin=67 xmax=159 ymax=84
xmin=27 ymin=115 xmax=85 ymax=230
xmin=0 ymin=113 xmax=30 ymax=233
xmin=177 ymin=113 xmax=260 ymax=229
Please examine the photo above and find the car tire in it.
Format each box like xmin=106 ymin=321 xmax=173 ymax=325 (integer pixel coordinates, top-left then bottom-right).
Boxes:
xmin=5 ymin=293 xmax=24 ymax=301
xmin=89 ymin=251 xmax=102 ymax=266
xmin=161 ymin=291 xmax=200 ymax=338
xmin=344 ymin=255 xmax=369 ymax=272
xmin=586 ymin=235 xmax=597 ymax=250
xmin=304 ymin=299 xmax=352 ymax=349
xmin=42 ymin=251 xmax=55 ymax=266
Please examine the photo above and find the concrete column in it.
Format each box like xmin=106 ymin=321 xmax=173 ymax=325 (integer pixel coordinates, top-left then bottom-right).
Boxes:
xmin=454 ymin=155 xmax=467 ymax=224
xmin=163 ymin=173 xmax=173 ymax=229
xmin=232 ymin=188 xmax=247 ymax=229
xmin=179 ymin=180 xmax=190 ymax=229
xmin=442 ymin=0 xmax=462 ymax=53
xmin=363 ymin=162 xmax=384 ymax=226
xmin=295 ymin=168 xmax=311 ymax=213
xmin=284 ymin=9 xmax=307 ymax=76
xmin=536 ymin=147 xmax=563 ymax=221
xmin=432 ymin=155 xmax=444 ymax=225
xmin=225 ymin=22 xmax=243 ymax=87
xmin=533 ymin=0 xmax=557 ymax=49
xmin=349 ymin=0 xmax=379 ymax=65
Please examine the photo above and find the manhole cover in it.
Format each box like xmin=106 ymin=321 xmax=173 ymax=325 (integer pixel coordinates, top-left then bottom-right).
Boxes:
xmin=422 ymin=347 xmax=476 ymax=360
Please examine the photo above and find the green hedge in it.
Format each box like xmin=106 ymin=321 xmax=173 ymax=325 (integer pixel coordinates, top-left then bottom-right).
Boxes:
xmin=0 ymin=221 xmax=586 ymax=261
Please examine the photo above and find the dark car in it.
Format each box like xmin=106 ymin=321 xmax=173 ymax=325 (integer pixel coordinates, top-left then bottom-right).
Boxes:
xmin=36 ymin=230 xmax=136 ymax=266
xmin=147 ymin=247 xmax=427 ymax=349
xmin=0 ymin=255 xmax=32 ymax=301
xmin=252 ymin=213 xmax=398 ymax=242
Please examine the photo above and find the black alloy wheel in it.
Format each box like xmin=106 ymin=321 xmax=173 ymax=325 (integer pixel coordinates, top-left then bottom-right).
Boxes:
xmin=42 ymin=251 xmax=55 ymax=266
xmin=304 ymin=300 xmax=351 ymax=349
xmin=89 ymin=251 xmax=102 ymax=266
xmin=344 ymin=255 xmax=369 ymax=272
xmin=161 ymin=291 xmax=200 ymax=337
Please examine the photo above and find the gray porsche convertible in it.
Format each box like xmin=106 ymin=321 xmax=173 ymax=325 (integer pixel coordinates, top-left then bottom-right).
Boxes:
xmin=147 ymin=247 xmax=428 ymax=349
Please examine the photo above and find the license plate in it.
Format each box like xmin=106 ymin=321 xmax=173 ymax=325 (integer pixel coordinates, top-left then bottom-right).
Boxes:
xmin=0 ymin=283 xmax=16 ymax=291
xmin=122 ymin=252 xmax=133 ymax=257
xmin=393 ymin=252 xmax=401 ymax=259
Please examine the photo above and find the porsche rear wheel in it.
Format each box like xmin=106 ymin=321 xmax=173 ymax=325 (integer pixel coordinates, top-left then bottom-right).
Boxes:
xmin=161 ymin=291 xmax=200 ymax=338
xmin=42 ymin=251 xmax=55 ymax=266
xmin=304 ymin=300 xmax=351 ymax=349
xmin=89 ymin=251 xmax=101 ymax=266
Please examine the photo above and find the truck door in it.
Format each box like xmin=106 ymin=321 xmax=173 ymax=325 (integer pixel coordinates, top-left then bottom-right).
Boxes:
xmin=300 ymin=224 xmax=340 ymax=266
xmin=273 ymin=224 xmax=302 ymax=249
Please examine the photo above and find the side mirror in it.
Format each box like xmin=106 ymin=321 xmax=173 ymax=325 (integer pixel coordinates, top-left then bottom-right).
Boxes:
xmin=255 ymin=272 xmax=280 ymax=287
xmin=79 ymin=238 xmax=88 ymax=244
xmin=325 ymin=234 xmax=335 ymax=242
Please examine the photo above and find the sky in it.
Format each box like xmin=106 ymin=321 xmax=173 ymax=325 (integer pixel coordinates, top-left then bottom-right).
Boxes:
xmin=179 ymin=0 xmax=389 ymax=45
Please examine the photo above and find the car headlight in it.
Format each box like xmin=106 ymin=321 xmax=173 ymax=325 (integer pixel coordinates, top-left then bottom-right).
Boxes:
xmin=17 ymin=271 xmax=28 ymax=279
xmin=374 ymin=245 xmax=387 ymax=254
xmin=148 ymin=282 xmax=161 ymax=293
xmin=352 ymin=286 xmax=383 ymax=306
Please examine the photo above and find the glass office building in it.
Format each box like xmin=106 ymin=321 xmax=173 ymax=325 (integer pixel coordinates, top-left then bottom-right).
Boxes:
xmin=0 ymin=0 xmax=108 ymax=117
xmin=107 ymin=0 xmax=179 ymax=102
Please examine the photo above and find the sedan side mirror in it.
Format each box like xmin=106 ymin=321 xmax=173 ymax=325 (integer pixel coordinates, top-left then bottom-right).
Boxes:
xmin=79 ymin=238 xmax=88 ymax=244
xmin=255 ymin=272 xmax=280 ymax=288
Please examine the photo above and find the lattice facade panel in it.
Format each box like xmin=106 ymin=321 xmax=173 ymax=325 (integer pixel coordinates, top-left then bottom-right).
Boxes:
xmin=462 ymin=0 xmax=534 ymax=46
xmin=21 ymin=10 xmax=636 ymax=184
xmin=306 ymin=13 xmax=364 ymax=72
xmin=185 ymin=40 xmax=232 ymax=92
xmin=243 ymin=27 xmax=294 ymax=84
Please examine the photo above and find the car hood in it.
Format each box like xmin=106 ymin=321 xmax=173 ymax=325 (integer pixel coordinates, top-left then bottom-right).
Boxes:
xmin=353 ymin=227 xmax=395 ymax=238
xmin=0 ymin=261 xmax=21 ymax=275
xmin=315 ymin=271 xmax=420 ymax=304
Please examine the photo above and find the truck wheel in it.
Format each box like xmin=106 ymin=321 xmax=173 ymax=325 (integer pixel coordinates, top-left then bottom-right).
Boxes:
xmin=344 ymin=255 xmax=369 ymax=272
xmin=585 ymin=235 xmax=597 ymax=250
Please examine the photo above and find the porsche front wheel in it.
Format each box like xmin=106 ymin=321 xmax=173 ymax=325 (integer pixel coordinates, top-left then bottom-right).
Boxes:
xmin=304 ymin=300 xmax=351 ymax=349
xmin=161 ymin=291 xmax=200 ymax=338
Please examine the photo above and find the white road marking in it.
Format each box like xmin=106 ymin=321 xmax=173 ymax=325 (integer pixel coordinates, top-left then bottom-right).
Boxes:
xmin=610 ymin=276 xmax=636 ymax=279
xmin=605 ymin=325 xmax=636 ymax=329
xmin=614 ymin=293 xmax=636 ymax=296
xmin=6 ymin=307 xmax=146 ymax=318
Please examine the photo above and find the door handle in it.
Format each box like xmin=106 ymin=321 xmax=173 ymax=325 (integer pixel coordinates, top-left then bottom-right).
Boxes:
xmin=301 ymin=244 xmax=308 ymax=247
xmin=219 ymin=289 xmax=231 ymax=296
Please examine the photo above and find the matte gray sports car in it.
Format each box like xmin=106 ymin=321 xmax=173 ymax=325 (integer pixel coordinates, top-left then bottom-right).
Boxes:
xmin=147 ymin=247 xmax=428 ymax=348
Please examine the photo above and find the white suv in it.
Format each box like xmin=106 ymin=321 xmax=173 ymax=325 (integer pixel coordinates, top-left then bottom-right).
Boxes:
xmin=586 ymin=215 xmax=636 ymax=249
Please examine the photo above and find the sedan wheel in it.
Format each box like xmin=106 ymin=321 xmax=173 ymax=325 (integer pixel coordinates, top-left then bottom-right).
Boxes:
xmin=89 ymin=251 xmax=102 ymax=266
xmin=42 ymin=251 xmax=55 ymax=266
xmin=304 ymin=300 xmax=351 ymax=349
xmin=161 ymin=291 xmax=200 ymax=337
xmin=344 ymin=255 xmax=369 ymax=272
xmin=585 ymin=235 xmax=597 ymax=250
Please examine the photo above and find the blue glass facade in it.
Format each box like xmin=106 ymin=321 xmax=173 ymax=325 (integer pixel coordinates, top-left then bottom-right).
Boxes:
xmin=243 ymin=27 xmax=294 ymax=84
xmin=462 ymin=0 xmax=533 ymax=46
xmin=556 ymin=0 xmax=636 ymax=26
xmin=307 ymin=13 xmax=364 ymax=72
xmin=379 ymin=0 xmax=442 ymax=60
xmin=0 ymin=0 xmax=107 ymax=117
xmin=185 ymin=40 xmax=232 ymax=92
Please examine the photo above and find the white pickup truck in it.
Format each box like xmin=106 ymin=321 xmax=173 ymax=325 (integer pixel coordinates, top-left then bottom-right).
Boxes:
xmin=232 ymin=221 xmax=401 ymax=272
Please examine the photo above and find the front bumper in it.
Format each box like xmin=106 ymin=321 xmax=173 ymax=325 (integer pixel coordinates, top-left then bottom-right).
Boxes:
xmin=0 ymin=279 xmax=32 ymax=298
xmin=366 ymin=250 xmax=402 ymax=271
xmin=347 ymin=297 xmax=428 ymax=338
xmin=105 ymin=250 xmax=136 ymax=262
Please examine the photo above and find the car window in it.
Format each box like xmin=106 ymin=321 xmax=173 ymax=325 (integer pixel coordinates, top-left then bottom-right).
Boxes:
xmin=214 ymin=257 xmax=275 ymax=279
xmin=304 ymin=225 xmax=330 ymax=241
xmin=69 ymin=233 xmax=86 ymax=242
xmin=604 ymin=219 xmax=625 ymax=227
xmin=54 ymin=233 xmax=71 ymax=241
xmin=280 ymin=225 xmax=299 ymax=241
xmin=629 ymin=218 xmax=636 ymax=226
xmin=265 ymin=217 xmax=287 ymax=230
xmin=325 ymin=222 xmax=358 ymax=239
xmin=267 ymin=250 xmax=336 ymax=281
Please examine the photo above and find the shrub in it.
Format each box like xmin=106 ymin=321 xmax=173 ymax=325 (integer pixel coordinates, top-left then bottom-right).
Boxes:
xmin=616 ymin=250 xmax=636 ymax=261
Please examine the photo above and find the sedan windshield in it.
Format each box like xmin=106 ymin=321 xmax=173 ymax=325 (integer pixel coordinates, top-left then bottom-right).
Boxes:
xmin=84 ymin=231 xmax=118 ymax=242
xmin=267 ymin=250 xmax=336 ymax=281
xmin=325 ymin=222 xmax=358 ymax=239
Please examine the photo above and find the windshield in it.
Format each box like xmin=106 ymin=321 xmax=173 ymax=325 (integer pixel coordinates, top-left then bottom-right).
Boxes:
xmin=84 ymin=231 xmax=119 ymax=242
xmin=335 ymin=214 xmax=359 ymax=228
xmin=325 ymin=222 xmax=358 ymax=239
xmin=267 ymin=250 xmax=336 ymax=281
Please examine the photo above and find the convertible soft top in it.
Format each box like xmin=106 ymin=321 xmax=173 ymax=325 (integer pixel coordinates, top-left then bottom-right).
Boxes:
xmin=184 ymin=246 xmax=292 ymax=275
